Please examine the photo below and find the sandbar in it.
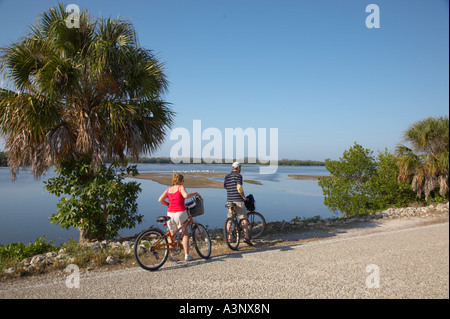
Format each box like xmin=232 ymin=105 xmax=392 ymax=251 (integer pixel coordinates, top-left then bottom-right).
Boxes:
xmin=287 ymin=174 xmax=328 ymax=181
xmin=128 ymin=171 xmax=228 ymax=188
xmin=127 ymin=172 xmax=328 ymax=188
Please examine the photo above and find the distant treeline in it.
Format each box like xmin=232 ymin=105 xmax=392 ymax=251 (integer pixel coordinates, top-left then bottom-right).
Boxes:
xmin=133 ymin=157 xmax=325 ymax=166
xmin=0 ymin=152 xmax=7 ymax=167
xmin=277 ymin=159 xmax=325 ymax=166
xmin=136 ymin=157 xmax=172 ymax=164
xmin=0 ymin=153 xmax=325 ymax=167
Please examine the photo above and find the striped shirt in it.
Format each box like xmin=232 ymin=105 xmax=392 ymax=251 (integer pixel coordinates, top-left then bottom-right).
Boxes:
xmin=224 ymin=171 xmax=244 ymax=202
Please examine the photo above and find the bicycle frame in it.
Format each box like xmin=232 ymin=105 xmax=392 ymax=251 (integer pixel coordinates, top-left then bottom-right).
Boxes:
xmin=151 ymin=214 xmax=206 ymax=252
xmin=225 ymin=203 xmax=265 ymax=246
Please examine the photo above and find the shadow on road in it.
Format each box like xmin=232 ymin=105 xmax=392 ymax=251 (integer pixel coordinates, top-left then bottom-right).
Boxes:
xmin=156 ymin=219 xmax=381 ymax=272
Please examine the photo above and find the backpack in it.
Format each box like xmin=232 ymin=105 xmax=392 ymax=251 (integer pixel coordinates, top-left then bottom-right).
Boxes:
xmin=245 ymin=194 xmax=256 ymax=212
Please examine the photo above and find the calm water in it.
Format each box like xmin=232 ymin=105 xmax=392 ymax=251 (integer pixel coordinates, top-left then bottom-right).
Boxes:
xmin=0 ymin=164 xmax=334 ymax=245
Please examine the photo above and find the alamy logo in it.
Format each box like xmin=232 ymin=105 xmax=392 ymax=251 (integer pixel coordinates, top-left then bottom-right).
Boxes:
xmin=170 ymin=120 xmax=279 ymax=174
xmin=65 ymin=4 xmax=80 ymax=29
xmin=365 ymin=4 xmax=380 ymax=29
xmin=65 ymin=264 xmax=80 ymax=288
xmin=365 ymin=264 xmax=380 ymax=288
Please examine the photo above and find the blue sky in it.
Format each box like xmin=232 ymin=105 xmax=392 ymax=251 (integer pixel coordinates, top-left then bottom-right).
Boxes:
xmin=0 ymin=0 xmax=448 ymax=161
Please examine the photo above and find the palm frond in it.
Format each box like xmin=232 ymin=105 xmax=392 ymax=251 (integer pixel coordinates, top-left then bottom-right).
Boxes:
xmin=397 ymin=116 xmax=449 ymax=200
xmin=1 ymin=4 xmax=174 ymax=179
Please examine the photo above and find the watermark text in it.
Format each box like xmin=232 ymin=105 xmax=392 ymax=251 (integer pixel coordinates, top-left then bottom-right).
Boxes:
xmin=170 ymin=120 xmax=278 ymax=174
xmin=65 ymin=4 xmax=80 ymax=29
xmin=365 ymin=264 xmax=380 ymax=288
xmin=366 ymin=4 xmax=380 ymax=29
xmin=65 ymin=264 xmax=80 ymax=288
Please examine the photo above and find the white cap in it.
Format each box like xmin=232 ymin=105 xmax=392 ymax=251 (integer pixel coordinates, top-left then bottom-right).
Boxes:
xmin=232 ymin=162 xmax=241 ymax=169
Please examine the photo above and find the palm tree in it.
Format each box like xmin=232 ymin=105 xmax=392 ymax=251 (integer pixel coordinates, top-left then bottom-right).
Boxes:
xmin=396 ymin=116 xmax=449 ymax=201
xmin=0 ymin=4 xmax=174 ymax=180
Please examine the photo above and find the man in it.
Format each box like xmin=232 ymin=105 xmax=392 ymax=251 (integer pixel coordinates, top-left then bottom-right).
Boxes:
xmin=224 ymin=162 xmax=253 ymax=246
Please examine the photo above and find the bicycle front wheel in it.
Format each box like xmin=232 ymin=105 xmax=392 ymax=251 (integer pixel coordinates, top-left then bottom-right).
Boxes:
xmin=134 ymin=228 xmax=168 ymax=271
xmin=247 ymin=212 xmax=266 ymax=239
xmin=224 ymin=218 xmax=240 ymax=251
xmin=192 ymin=223 xmax=211 ymax=259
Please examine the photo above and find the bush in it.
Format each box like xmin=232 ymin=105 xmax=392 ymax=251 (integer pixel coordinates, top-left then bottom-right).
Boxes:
xmin=318 ymin=143 xmax=416 ymax=217
xmin=44 ymin=157 xmax=143 ymax=242
xmin=366 ymin=149 xmax=416 ymax=209
xmin=0 ymin=236 xmax=57 ymax=263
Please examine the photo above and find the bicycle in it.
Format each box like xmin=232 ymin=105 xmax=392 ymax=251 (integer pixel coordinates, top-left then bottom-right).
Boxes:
xmin=223 ymin=202 xmax=266 ymax=251
xmin=134 ymin=197 xmax=211 ymax=271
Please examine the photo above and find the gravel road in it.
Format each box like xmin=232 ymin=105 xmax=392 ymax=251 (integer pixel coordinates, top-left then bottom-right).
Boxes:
xmin=1 ymin=215 xmax=448 ymax=300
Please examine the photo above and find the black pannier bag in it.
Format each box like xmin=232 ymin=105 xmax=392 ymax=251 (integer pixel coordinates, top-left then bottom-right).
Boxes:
xmin=186 ymin=197 xmax=204 ymax=217
xmin=245 ymin=194 xmax=256 ymax=212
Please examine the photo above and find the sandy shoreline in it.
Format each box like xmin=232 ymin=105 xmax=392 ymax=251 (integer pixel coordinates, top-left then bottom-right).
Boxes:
xmin=287 ymin=174 xmax=327 ymax=181
xmin=128 ymin=172 xmax=228 ymax=188
xmin=127 ymin=172 xmax=326 ymax=188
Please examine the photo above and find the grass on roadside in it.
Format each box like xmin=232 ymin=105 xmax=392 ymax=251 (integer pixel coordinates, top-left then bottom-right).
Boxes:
xmin=0 ymin=237 xmax=136 ymax=278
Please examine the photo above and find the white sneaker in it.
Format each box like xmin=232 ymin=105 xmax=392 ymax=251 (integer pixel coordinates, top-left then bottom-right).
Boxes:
xmin=184 ymin=254 xmax=193 ymax=261
xmin=169 ymin=256 xmax=179 ymax=262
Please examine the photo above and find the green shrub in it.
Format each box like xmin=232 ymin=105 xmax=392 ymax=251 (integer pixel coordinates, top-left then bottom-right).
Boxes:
xmin=44 ymin=157 xmax=143 ymax=242
xmin=0 ymin=236 xmax=57 ymax=263
xmin=318 ymin=143 xmax=416 ymax=217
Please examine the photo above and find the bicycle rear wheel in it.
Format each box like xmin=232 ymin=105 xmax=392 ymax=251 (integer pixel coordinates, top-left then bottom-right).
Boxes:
xmin=192 ymin=223 xmax=211 ymax=259
xmin=246 ymin=212 xmax=266 ymax=239
xmin=224 ymin=217 xmax=240 ymax=251
xmin=134 ymin=228 xmax=168 ymax=271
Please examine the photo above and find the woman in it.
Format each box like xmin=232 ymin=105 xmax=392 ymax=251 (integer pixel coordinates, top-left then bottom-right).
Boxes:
xmin=158 ymin=173 xmax=202 ymax=261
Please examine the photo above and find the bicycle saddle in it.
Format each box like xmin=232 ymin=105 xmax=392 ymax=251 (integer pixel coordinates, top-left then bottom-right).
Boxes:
xmin=225 ymin=202 xmax=237 ymax=208
xmin=156 ymin=216 xmax=171 ymax=223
